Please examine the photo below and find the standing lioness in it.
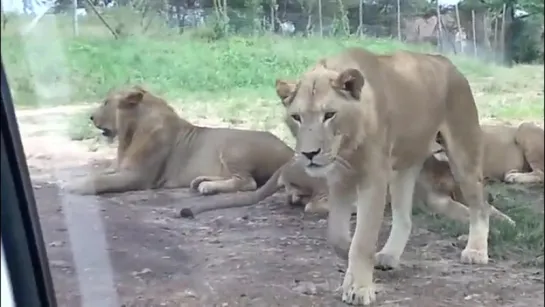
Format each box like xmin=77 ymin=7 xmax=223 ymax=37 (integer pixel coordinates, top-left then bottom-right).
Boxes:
xmin=275 ymin=48 xmax=489 ymax=305
xmin=63 ymin=86 xmax=294 ymax=195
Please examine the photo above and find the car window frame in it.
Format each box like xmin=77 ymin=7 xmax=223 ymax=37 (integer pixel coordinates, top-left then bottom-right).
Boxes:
xmin=1 ymin=55 xmax=58 ymax=307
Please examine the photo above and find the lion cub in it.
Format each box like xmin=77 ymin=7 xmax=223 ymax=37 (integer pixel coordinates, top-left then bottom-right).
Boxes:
xmin=63 ymin=86 xmax=294 ymax=196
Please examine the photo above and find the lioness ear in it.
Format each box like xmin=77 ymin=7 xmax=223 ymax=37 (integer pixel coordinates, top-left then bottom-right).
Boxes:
xmin=332 ymin=68 xmax=365 ymax=100
xmin=275 ymin=79 xmax=297 ymax=106
xmin=119 ymin=86 xmax=146 ymax=108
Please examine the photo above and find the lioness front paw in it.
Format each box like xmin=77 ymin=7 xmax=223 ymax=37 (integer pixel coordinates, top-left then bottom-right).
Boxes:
xmin=340 ymin=271 xmax=377 ymax=306
xmin=374 ymin=252 xmax=400 ymax=271
xmin=460 ymin=248 xmax=488 ymax=264
xmin=304 ymin=201 xmax=329 ymax=214
xmin=189 ymin=176 xmax=210 ymax=191
xmin=196 ymin=182 xmax=219 ymax=195
xmin=504 ymin=171 xmax=522 ymax=183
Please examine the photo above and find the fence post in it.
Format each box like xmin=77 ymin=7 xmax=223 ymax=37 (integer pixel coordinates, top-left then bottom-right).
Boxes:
xmin=396 ymin=0 xmax=401 ymax=41
xmin=471 ymin=10 xmax=477 ymax=57
xmin=483 ymin=12 xmax=491 ymax=56
xmin=455 ymin=3 xmax=462 ymax=53
xmin=436 ymin=0 xmax=442 ymax=51
xmin=270 ymin=0 xmax=275 ymax=32
xmin=493 ymin=13 xmax=499 ymax=62
xmin=500 ymin=3 xmax=506 ymax=64
xmin=73 ymin=0 xmax=79 ymax=36
xmin=358 ymin=0 xmax=363 ymax=37
xmin=318 ymin=0 xmax=323 ymax=36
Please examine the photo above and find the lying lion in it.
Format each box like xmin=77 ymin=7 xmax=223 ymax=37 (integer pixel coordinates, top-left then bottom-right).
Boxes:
xmin=180 ymin=135 xmax=514 ymax=226
xmin=435 ymin=122 xmax=544 ymax=184
xmin=298 ymin=120 xmax=544 ymax=222
xmin=63 ymin=86 xmax=298 ymax=196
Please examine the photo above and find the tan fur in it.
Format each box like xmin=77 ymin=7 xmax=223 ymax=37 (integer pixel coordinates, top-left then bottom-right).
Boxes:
xmin=63 ymin=86 xmax=294 ymax=196
xmin=275 ymin=47 xmax=490 ymax=305
xmin=419 ymin=122 xmax=543 ymax=223
xmin=482 ymin=123 xmax=543 ymax=183
xmin=436 ymin=122 xmax=544 ymax=184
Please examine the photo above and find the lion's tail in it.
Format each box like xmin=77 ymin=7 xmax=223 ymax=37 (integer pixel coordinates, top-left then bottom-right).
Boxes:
xmin=179 ymin=166 xmax=285 ymax=218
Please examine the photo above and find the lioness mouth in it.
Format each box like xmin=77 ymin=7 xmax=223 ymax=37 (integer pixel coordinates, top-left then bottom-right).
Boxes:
xmin=307 ymin=163 xmax=323 ymax=168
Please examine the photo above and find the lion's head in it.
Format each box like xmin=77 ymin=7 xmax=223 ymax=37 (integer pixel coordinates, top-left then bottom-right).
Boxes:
xmin=90 ymin=85 xmax=179 ymax=143
xmin=275 ymin=63 xmax=373 ymax=177
xmin=90 ymin=85 xmax=149 ymax=140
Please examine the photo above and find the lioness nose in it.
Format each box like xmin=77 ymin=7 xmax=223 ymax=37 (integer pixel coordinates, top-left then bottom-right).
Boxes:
xmin=301 ymin=148 xmax=321 ymax=160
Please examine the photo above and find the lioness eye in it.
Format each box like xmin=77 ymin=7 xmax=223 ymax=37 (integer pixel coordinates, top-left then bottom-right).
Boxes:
xmin=323 ymin=112 xmax=336 ymax=122
xmin=103 ymin=100 xmax=108 ymax=106
xmin=291 ymin=114 xmax=301 ymax=122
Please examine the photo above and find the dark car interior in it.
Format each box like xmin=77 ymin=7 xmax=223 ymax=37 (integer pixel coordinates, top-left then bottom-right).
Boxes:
xmin=1 ymin=56 xmax=58 ymax=307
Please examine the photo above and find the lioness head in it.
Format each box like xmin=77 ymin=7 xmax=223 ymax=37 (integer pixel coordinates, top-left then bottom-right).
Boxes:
xmin=275 ymin=64 xmax=370 ymax=177
xmin=89 ymin=85 xmax=148 ymax=140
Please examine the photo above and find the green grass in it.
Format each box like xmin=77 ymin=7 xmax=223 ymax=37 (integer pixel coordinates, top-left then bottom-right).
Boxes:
xmin=3 ymin=12 xmax=543 ymax=266
xmin=413 ymin=182 xmax=544 ymax=266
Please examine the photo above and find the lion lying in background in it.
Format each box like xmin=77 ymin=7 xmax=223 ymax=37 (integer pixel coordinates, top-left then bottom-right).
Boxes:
xmin=434 ymin=123 xmax=543 ymax=184
xmin=181 ymin=134 xmax=514 ymax=226
xmin=63 ymin=86 xmax=296 ymax=196
xmin=296 ymin=120 xmax=544 ymax=221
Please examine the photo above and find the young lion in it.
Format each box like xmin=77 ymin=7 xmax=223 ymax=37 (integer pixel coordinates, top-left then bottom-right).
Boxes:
xmin=275 ymin=47 xmax=489 ymax=305
xmin=63 ymin=86 xmax=295 ymax=196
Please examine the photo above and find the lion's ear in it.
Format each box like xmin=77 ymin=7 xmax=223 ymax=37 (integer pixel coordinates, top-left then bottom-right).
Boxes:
xmin=119 ymin=86 xmax=146 ymax=108
xmin=275 ymin=79 xmax=296 ymax=106
xmin=332 ymin=69 xmax=364 ymax=100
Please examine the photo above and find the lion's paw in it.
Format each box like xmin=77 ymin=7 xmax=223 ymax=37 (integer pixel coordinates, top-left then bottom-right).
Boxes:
xmin=504 ymin=171 xmax=537 ymax=184
xmin=340 ymin=272 xmax=377 ymax=306
xmin=460 ymin=248 xmax=488 ymax=264
xmin=197 ymin=182 xmax=219 ymax=195
xmin=62 ymin=179 xmax=94 ymax=195
xmin=374 ymin=252 xmax=400 ymax=271
xmin=189 ymin=176 xmax=211 ymax=191
xmin=504 ymin=171 xmax=521 ymax=183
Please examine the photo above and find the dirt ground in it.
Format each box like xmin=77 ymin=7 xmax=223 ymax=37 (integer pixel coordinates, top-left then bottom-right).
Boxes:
xmin=17 ymin=108 xmax=545 ymax=307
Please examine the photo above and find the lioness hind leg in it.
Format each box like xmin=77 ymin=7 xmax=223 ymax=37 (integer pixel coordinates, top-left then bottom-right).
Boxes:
xmin=439 ymin=123 xmax=489 ymax=265
xmin=375 ymin=163 xmax=423 ymax=270
xmin=190 ymin=175 xmax=257 ymax=195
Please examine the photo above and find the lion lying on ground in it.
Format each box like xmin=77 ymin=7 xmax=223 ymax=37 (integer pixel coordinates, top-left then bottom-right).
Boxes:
xmin=295 ymin=121 xmax=544 ymax=220
xmin=181 ymin=133 xmax=514 ymax=227
xmin=435 ymin=122 xmax=544 ymax=184
xmin=274 ymin=47 xmax=489 ymax=306
xmin=63 ymin=86 xmax=296 ymax=196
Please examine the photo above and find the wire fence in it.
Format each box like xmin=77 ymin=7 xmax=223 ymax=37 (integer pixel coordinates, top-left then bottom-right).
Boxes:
xmin=2 ymin=0 xmax=521 ymax=63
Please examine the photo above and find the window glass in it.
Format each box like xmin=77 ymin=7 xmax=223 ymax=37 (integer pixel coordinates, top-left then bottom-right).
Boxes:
xmin=1 ymin=0 xmax=543 ymax=306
